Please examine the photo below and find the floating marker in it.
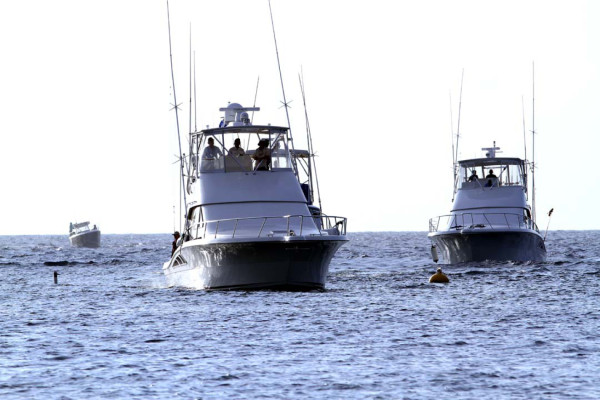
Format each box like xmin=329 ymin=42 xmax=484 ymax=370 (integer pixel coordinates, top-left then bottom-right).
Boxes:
xmin=429 ymin=267 xmax=449 ymax=283
xmin=430 ymin=245 xmax=439 ymax=263
xmin=54 ymin=271 xmax=59 ymax=284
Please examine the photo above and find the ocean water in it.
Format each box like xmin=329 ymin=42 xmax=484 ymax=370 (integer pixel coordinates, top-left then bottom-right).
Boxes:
xmin=1 ymin=231 xmax=599 ymax=399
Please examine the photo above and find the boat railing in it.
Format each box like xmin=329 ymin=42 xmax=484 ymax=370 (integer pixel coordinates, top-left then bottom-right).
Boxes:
xmin=186 ymin=214 xmax=347 ymax=240
xmin=429 ymin=212 xmax=540 ymax=233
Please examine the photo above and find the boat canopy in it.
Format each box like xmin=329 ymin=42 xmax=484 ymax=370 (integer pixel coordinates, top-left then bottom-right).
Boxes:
xmin=459 ymin=157 xmax=524 ymax=168
xmin=188 ymin=103 xmax=294 ymax=176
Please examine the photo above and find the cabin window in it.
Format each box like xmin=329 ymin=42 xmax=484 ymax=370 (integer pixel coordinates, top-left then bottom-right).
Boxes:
xmin=271 ymin=135 xmax=290 ymax=169
xmin=460 ymin=162 xmax=525 ymax=188
xmin=186 ymin=205 xmax=202 ymax=239
xmin=194 ymin=130 xmax=292 ymax=174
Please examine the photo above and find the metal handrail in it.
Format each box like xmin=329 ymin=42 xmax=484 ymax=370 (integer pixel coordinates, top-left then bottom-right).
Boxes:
xmin=429 ymin=212 xmax=540 ymax=233
xmin=186 ymin=214 xmax=347 ymax=240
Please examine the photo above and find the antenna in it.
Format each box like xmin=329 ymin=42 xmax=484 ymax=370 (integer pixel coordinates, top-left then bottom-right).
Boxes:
xmin=268 ymin=0 xmax=298 ymax=175
xmin=166 ymin=0 xmax=187 ymax=233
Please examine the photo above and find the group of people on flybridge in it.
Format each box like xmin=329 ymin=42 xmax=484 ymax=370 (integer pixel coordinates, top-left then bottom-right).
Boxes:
xmin=202 ymin=137 xmax=271 ymax=171
xmin=468 ymin=169 xmax=498 ymax=187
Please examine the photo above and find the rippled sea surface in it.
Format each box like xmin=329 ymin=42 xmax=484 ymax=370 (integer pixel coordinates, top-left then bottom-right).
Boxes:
xmin=1 ymin=231 xmax=599 ymax=399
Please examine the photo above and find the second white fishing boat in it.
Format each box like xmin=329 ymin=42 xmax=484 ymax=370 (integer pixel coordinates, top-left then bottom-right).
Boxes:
xmin=428 ymin=142 xmax=546 ymax=263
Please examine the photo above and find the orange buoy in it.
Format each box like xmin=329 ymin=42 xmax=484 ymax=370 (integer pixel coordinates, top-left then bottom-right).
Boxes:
xmin=429 ymin=267 xmax=449 ymax=283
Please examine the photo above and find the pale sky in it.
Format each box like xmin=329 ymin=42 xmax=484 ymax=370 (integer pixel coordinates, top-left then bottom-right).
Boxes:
xmin=1 ymin=0 xmax=598 ymax=235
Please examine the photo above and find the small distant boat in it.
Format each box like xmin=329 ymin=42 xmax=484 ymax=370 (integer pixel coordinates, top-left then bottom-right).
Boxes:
xmin=69 ymin=221 xmax=101 ymax=248
xmin=428 ymin=142 xmax=546 ymax=263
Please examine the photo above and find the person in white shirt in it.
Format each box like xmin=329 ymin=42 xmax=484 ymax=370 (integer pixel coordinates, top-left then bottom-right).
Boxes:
xmin=228 ymin=138 xmax=245 ymax=157
xmin=202 ymin=137 xmax=223 ymax=160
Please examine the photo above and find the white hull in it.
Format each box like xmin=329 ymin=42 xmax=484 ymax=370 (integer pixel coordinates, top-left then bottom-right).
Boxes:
xmin=69 ymin=229 xmax=101 ymax=248
xmin=164 ymin=236 xmax=346 ymax=290
xmin=429 ymin=228 xmax=546 ymax=264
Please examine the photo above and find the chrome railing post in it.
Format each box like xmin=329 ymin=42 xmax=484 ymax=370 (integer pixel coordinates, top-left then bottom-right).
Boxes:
xmin=258 ymin=217 xmax=267 ymax=238
xmin=232 ymin=219 xmax=239 ymax=238
xmin=483 ymin=214 xmax=493 ymax=229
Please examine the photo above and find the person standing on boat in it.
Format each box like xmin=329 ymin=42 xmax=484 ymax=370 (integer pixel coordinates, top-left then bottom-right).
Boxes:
xmin=202 ymin=137 xmax=223 ymax=160
xmin=485 ymin=169 xmax=497 ymax=187
xmin=468 ymin=170 xmax=479 ymax=181
xmin=229 ymin=138 xmax=245 ymax=157
xmin=252 ymin=138 xmax=271 ymax=171
xmin=171 ymin=231 xmax=181 ymax=256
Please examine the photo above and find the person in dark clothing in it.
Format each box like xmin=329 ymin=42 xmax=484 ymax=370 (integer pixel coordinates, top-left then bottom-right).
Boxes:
xmin=171 ymin=231 xmax=181 ymax=256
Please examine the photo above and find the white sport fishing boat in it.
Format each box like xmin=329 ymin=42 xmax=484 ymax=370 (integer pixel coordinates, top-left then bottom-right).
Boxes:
xmin=163 ymin=103 xmax=348 ymax=290
xmin=428 ymin=142 xmax=546 ymax=263
xmin=69 ymin=221 xmax=101 ymax=248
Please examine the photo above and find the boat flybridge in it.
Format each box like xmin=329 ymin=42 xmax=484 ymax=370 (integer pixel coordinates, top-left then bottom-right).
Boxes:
xmin=163 ymin=103 xmax=348 ymax=290
xmin=428 ymin=143 xmax=546 ymax=263
xmin=69 ymin=221 xmax=101 ymax=248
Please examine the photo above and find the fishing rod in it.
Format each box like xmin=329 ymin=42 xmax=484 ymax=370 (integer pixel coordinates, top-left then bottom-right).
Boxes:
xmin=251 ymin=76 xmax=259 ymax=124
xmin=299 ymin=69 xmax=322 ymax=212
xmin=454 ymin=69 xmax=464 ymax=169
xmin=193 ymin=51 xmax=198 ymax=132
xmin=521 ymin=96 xmax=527 ymax=168
xmin=449 ymin=91 xmax=455 ymax=189
xmin=268 ymin=0 xmax=298 ymax=175
xmin=166 ymin=0 xmax=187 ymax=234
xmin=246 ymin=76 xmax=260 ymax=152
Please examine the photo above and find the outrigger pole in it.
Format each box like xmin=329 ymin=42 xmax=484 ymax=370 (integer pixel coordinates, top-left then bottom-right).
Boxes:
xmin=449 ymin=92 xmax=455 ymax=186
xmin=531 ymin=61 xmax=537 ymax=223
xmin=451 ymin=69 xmax=464 ymax=202
xmin=268 ymin=0 xmax=298 ymax=176
xmin=166 ymin=0 xmax=187 ymax=233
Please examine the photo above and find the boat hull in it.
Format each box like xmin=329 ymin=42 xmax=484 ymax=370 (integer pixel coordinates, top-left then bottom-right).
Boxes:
xmin=428 ymin=229 xmax=546 ymax=264
xmin=164 ymin=237 xmax=346 ymax=290
xmin=69 ymin=230 xmax=101 ymax=248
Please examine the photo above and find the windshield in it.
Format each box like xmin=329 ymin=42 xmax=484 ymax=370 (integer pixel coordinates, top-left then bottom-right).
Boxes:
xmin=459 ymin=160 xmax=526 ymax=189
xmin=190 ymin=128 xmax=292 ymax=175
